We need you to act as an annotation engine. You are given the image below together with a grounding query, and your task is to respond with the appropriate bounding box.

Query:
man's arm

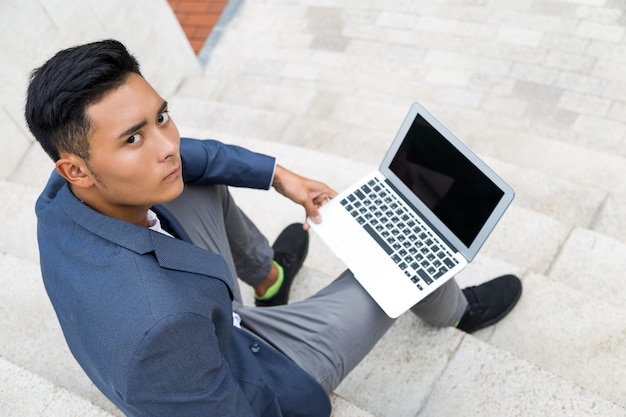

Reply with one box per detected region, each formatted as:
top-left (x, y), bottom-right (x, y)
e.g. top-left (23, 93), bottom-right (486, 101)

top-left (180, 138), bottom-right (275, 189)
top-left (271, 164), bottom-right (337, 229)
top-left (180, 138), bottom-right (338, 227)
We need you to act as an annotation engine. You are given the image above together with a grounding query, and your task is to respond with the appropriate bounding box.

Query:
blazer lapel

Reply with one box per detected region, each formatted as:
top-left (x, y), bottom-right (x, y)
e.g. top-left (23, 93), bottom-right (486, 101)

top-left (149, 231), bottom-right (235, 297)
top-left (56, 183), bottom-right (236, 297)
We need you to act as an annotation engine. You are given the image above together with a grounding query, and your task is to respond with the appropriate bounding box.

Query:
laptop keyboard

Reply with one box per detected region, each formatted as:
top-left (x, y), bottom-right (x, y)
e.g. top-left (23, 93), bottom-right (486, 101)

top-left (340, 177), bottom-right (460, 291)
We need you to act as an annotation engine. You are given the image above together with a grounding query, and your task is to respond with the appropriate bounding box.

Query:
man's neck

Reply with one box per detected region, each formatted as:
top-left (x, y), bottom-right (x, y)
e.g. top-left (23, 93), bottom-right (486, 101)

top-left (70, 184), bottom-right (150, 227)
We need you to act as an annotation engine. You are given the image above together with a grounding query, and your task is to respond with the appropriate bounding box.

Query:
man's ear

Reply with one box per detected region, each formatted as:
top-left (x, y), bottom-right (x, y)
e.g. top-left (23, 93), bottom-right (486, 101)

top-left (55, 155), bottom-right (95, 189)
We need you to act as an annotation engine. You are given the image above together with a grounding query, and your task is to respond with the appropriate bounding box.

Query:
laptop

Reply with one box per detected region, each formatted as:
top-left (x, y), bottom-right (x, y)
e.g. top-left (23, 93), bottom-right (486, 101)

top-left (308, 102), bottom-right (515, 318)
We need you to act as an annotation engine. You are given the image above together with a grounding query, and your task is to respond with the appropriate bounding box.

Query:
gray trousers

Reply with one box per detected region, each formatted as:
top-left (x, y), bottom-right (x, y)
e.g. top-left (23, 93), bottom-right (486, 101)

top-left (165, 184), bottom-right (468, 393)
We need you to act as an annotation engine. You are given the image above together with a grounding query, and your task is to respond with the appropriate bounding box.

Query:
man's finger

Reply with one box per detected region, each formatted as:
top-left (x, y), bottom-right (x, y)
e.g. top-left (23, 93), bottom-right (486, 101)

top-left (305, 200), bottom-right (322, 224)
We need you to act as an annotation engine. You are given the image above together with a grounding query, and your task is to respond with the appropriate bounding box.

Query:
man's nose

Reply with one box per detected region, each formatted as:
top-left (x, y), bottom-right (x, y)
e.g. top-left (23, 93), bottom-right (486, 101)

top-left (155, 130), bottom-right (178, 160)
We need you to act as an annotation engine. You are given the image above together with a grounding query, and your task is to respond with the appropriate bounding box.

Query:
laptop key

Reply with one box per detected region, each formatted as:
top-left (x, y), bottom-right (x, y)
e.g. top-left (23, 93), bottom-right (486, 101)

top-left (363, 223), bottom-right (393, 255)
top-left (443, 258), bottom-right (457, 269)
top-left (417, 269), bottom-right (433, 285)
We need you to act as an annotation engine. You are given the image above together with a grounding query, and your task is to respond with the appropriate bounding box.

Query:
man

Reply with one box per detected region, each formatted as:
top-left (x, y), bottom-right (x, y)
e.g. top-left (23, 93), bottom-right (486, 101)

top-left (26, 40), bottom-right (522, 417)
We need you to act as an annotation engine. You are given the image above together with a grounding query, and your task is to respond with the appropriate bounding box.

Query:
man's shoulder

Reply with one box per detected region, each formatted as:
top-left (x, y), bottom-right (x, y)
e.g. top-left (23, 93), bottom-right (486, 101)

top-left (35, 171), bottom-right (67, 217)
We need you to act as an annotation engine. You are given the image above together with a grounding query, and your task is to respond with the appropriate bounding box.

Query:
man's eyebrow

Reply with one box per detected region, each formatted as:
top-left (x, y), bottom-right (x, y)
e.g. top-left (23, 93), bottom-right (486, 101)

top-left (117, 101), bottom-right (168, 140)
top-left (158, 100), bottom-right (168, 115)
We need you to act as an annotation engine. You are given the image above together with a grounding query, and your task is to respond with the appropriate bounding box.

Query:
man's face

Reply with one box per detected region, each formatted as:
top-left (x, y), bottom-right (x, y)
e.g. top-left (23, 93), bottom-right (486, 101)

top-left (78, 73), bottom-right (183, 220)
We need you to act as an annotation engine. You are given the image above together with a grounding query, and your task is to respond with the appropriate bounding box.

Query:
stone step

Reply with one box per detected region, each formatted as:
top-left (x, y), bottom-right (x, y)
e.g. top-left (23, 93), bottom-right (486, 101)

top-left (4, 137), bottom-right (626, 415)
top-left (0, 252), bottom-right (120, 415)
top-left (177, 63), bottom-right (625, 218)
top-left (168, 97), bottom-right (626, 247)
top-left (473, 271), bottom-right (626, 410)
top-left (281, 239), bottom-right (626, 412)
top-left (0, 179), bottom-right (42, 264)
top-left (168, 95), bottom-right (409, 167)
top-left (330, 395), bottom-right (377, 417)
top-left (3, 247), bottom-right (623, 417)
top-left (413, 334), bottom-right (625, 417)
top-left (0, 356), bottom-right (115, 417)
top-left (172, 73), bottom-right (626, 198)
top-left (188, 0), bottom-right (626, 170)
top-left (238, 266), bottom-right (626, 417)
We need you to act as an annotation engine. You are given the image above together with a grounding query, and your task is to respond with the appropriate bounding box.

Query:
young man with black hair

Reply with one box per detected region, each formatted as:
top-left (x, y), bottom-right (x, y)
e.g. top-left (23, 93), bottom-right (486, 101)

top-left (26, 39), bottom-right (522, 417)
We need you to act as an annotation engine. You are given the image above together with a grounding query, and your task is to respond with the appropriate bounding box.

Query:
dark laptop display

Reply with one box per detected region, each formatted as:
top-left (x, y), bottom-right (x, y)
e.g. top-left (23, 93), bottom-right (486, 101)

top-left (388, 114), bottom-right (505, 248)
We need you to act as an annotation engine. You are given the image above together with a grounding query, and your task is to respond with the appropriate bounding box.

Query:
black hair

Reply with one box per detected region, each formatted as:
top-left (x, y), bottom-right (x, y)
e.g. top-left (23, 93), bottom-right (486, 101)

top-left (25, 39), bottom-right (142, 161)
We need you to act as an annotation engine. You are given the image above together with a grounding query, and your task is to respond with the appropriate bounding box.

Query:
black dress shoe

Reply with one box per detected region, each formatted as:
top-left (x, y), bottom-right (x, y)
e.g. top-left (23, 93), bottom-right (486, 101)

top-left (255, 223), bottom-right (309, 307)
top-left (457, 274), bottom-right (522, 333)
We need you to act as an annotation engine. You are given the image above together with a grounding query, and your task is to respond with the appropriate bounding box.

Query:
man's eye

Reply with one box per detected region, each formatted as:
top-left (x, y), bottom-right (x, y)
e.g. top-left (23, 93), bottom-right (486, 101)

top-left (126, 133), bottom-right (142, 144)
top-left (158, 110), bottom-right (170, 125)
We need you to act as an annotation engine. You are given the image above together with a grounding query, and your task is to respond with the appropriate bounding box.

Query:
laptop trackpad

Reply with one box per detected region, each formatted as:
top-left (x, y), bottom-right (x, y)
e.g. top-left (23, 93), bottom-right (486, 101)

top-left (333, 237), bottom-right (421, 318)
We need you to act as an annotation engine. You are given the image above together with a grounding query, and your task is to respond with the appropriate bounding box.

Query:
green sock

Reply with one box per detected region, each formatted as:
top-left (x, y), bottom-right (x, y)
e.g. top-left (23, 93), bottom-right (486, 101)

top-left (254, 261), bottom-right (284, 300)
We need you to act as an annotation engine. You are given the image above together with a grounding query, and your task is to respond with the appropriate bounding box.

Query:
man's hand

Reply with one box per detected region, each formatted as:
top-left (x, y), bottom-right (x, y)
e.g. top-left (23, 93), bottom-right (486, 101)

top-left (272, 165), bottom-right (337, 230)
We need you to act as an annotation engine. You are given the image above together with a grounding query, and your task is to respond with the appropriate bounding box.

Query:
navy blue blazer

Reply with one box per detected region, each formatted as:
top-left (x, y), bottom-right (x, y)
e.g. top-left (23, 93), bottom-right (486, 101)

top-left (36, 138), bottom-right (331, 417)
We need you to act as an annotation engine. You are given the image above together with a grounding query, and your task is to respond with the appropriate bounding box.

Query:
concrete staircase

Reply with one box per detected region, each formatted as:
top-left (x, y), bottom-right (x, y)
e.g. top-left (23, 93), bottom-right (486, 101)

top-left (2, 136), bottom-right (625, 416)
top-left (2, 0), bottom-right (626, 416)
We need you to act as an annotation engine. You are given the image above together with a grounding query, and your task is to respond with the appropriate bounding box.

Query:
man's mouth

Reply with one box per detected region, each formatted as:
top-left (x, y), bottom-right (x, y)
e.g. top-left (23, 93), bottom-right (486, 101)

top-left (164, 165), bottom-right (181, 181)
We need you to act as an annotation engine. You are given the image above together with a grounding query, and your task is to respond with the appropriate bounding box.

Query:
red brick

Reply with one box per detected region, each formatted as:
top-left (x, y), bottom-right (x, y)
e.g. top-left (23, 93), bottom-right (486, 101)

top-left (177, 1), bottom-right (211, 13)
top-left (167, 0), bottom-right (228, 56)
top-left (185, 12), bottom-right (220, 27)
top-left (194, 26), bottom-right (213, 39)
top-left (175, 12), bottom-right (190, 24)
top-left (190, 38), bottom-right (205, 53)
top-left (208, 3), bottom-right (226, 13)
top-left (168, 0), bottom-right (185, 13)
top-left (182, 24), bottom-right (196, 38)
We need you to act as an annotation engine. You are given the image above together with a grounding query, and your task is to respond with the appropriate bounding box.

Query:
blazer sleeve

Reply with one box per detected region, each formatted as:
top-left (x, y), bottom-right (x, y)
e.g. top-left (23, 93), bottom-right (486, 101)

top-left (180, 138), bottom-right (276, 190)
top-left (123, 312), bottom-right (264, 417)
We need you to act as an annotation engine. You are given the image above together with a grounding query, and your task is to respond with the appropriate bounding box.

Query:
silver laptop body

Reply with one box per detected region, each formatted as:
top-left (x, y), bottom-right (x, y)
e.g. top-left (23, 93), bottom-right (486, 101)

top-left (308, 102), bottom-right (515, 318)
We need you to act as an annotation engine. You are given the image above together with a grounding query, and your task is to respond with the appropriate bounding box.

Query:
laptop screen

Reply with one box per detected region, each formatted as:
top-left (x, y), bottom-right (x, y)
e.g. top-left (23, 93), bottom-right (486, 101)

top-left (388, 113), bottom-right (504, 247)
top-left (380, 103), bottom-right (514, 260)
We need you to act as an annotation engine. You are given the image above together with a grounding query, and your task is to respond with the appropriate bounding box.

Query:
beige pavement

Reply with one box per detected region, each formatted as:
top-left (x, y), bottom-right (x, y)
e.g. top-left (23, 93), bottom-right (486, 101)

top-left (1, 0), bottom-right (625, 416)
